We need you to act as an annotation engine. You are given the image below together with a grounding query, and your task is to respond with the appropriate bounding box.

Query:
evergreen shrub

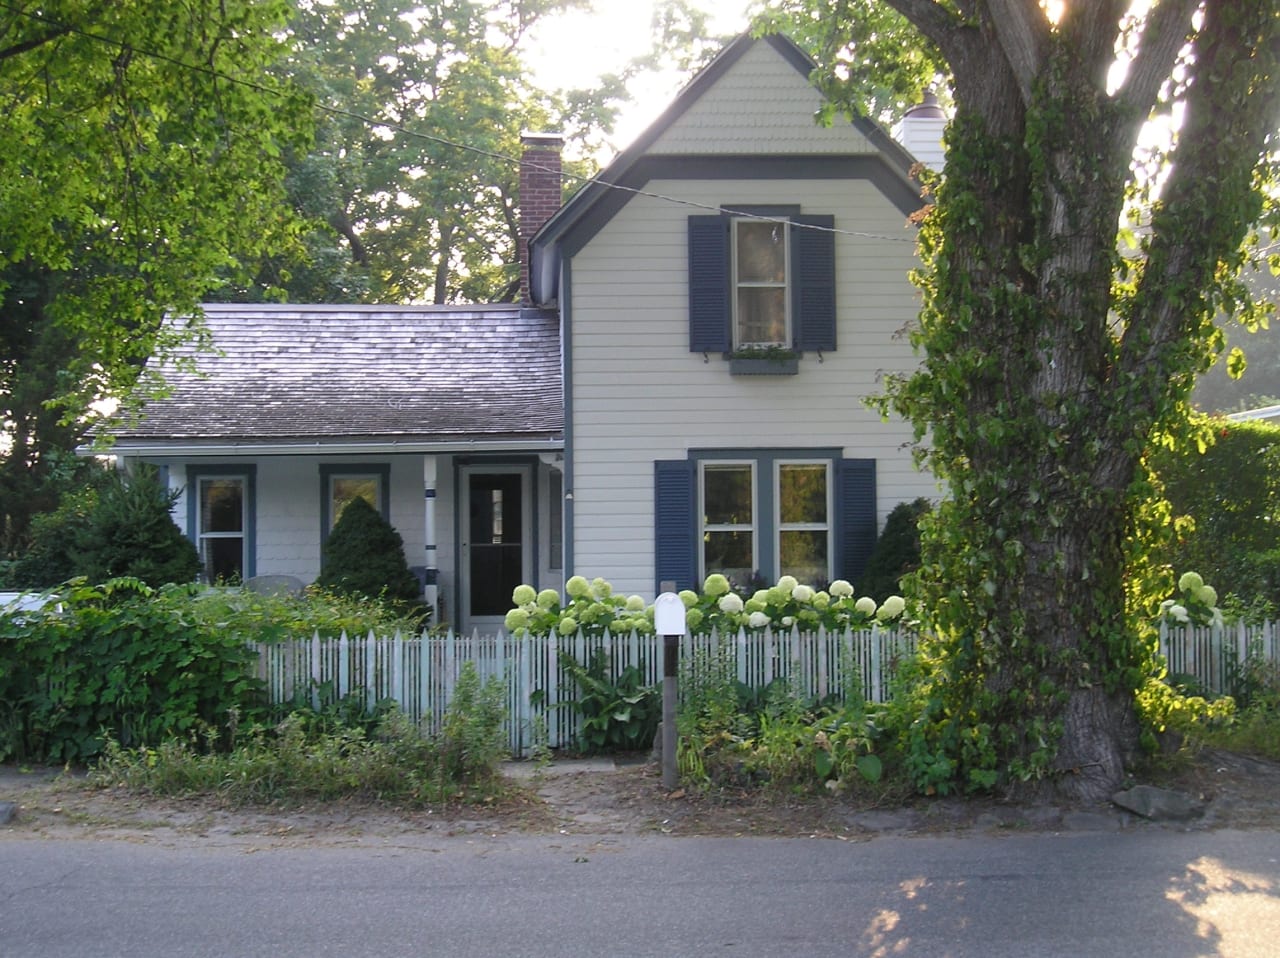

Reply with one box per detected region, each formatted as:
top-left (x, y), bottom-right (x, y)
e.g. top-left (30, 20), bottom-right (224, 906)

top-left (315, 496), bottom-right (424, 615)
top-left (856, 498), bottom-right (931, 602)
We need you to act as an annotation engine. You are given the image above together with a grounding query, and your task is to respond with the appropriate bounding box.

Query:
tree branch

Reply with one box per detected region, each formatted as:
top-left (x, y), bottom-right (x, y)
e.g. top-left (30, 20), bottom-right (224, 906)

top-left (1112, 0), bottom-right (1200, 121)
top-left (982, 0), bottom-right (1051, 105)
top-left (0, 24), bottom-right (72, 62)
top-left (1118, 0), bottom-right (1280, 382)
top-left (1059, 0), bottom-right (1128, 90)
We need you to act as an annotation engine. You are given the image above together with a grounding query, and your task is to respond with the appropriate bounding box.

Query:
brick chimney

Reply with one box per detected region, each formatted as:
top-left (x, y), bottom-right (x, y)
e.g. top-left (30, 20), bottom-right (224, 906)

top-left (519, 132), bottom-right (564, 305)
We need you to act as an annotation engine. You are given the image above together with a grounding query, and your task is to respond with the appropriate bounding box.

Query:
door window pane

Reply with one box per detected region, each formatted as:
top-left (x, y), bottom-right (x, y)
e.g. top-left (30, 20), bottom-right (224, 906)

top-left (469, 473), bottom-right (523, 616)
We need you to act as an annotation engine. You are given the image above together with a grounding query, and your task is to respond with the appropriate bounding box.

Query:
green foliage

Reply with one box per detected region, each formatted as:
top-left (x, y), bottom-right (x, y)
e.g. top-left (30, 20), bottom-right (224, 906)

top-left (1, 1), bottom-right (309, 544)
top-left (856, 498), bottom-right (930, 603)
top-left (180, 584), bottom-right (427, 645)
top-left (435, 661), bottom-right (509, 790)
top-left (1150, 418), bottom-right (1280, 616)
top-left (91, 693), bottom-right (510, 806)
top-left (553, 649), bottom-right (660, 754)
top-left (0, 579), bottom-right (267, 764)
top-left (0, 468), bottom-right (108, 589)
top-left (315, 496), bottom-right (425, 615)
top-left (71, 466), bottom-right (201, 587)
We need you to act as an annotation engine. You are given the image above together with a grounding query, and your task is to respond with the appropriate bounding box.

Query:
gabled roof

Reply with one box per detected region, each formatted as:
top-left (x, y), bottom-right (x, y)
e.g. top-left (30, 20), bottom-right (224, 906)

top-left (108, 304), bottom-right (563, 455)
top-left (528, 32), bottom-right (923, 305)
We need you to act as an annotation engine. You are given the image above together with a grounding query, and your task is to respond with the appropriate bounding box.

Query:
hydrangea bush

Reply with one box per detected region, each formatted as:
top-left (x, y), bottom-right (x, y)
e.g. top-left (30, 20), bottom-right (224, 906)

top-left (1159, 571), bottom-right (1224, 628)
top-left (503, 573), bottom-right (908, 636)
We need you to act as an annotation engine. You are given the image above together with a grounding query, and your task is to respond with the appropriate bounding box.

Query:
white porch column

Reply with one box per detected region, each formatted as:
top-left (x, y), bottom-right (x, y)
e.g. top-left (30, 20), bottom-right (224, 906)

top-left (423, 455), bottom-right (439, 619)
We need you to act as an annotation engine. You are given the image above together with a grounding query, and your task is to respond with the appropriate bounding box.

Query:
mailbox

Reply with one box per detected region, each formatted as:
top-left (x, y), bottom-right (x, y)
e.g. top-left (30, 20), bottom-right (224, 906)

top-left (653, 591), bottom-right (687, 636)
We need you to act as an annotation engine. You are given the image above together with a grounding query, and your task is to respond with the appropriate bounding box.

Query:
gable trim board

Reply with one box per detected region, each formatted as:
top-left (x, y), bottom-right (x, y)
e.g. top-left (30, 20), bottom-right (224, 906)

top-left (529, 32), bottom-right (923, 305)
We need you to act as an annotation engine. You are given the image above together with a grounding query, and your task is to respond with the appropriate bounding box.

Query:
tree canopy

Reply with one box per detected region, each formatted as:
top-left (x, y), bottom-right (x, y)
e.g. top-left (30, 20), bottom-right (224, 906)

top-left (765, 0), bottom-right (1280, 800)
top-left (0, 0), bottom-right (308, 552)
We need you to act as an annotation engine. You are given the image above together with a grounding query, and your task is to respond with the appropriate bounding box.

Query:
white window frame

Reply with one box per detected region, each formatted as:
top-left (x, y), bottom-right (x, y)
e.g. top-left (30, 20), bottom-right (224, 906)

top-left (195, 474), bottom-right (248, 584)
top-left (731, 216), bottom-right (791, 350)
top-left (774, 459), bottom-right (832, 583)
top-left (698, 459), bottom-right (758, 582)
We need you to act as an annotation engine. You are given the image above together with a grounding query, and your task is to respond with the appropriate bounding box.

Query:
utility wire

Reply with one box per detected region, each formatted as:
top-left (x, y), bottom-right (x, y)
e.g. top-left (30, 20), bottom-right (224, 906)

top-left (0, 0), bottom-right (921, 245)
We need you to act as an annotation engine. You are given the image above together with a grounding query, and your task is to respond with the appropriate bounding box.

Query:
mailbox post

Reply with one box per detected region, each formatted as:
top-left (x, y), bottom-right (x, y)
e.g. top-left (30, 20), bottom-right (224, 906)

top-left (653, 590), bottom-right (687, 790)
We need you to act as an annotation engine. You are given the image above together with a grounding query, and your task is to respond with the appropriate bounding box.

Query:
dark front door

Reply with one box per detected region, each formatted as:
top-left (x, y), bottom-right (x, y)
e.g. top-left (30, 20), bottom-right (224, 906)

top-left (465, 470), bottom-right (527, 624)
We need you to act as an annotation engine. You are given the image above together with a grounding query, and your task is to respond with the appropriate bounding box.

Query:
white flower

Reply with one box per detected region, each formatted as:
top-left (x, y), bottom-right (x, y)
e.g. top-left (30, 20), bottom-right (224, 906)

top-left (625, 594), bottom-right (646, 612)
top-left (504, 608), bottom-right (530, 631)
top-left (781, 616), bottom-right (795, 627)
top-left (536, 589), bottom-right (560, 609)
top-left (747, 611), bottom-right (770, 628)
top-left (777, 575), bottom-right (799, 593)
top-left (1178, 571), bottom-right (1204, 593)
top-left (565, 576), bottom-right (591, 598)
top-left (704, 574), bottom-right (731, 597)
top-left (1197, 585), bottom-right (1218, 608)
top-left (558, 615), bottom-right (579, 634)
top-left (829, 579), bottom-right (854, 598)
top-left (511, 584), bottom-right (536, 605)
top-left (718, 593), bottom-right (744, 614)
top-left (792, 584), bottom-right (815, 603)
top-left (1169, 604), bottom-right (1189, 624)
top-left (877, 595), bottom-right (906, 620)
top-left (855, 596), bottom-right (877, 615)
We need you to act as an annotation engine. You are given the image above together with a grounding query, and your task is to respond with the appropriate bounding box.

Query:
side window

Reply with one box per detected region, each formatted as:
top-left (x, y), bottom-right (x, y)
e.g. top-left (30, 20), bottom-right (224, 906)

top-left (329, 475), bottom-right (381, 530)
top-left (192, 473), bottom-right (251, 583)
top-left (319, 464), bottom-right (390, 542)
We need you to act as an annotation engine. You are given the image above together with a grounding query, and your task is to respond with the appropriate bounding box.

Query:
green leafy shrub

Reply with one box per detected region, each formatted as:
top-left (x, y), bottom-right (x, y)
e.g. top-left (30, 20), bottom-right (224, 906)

top-left (1151, 417), bottom-right (1280, 615)
top-left (856, 498), bottom-right (931, 602)
top-left (0, 578), bottom-right (266, 763)
top-left (315, 497), bottom-right (424, 616)
top-left (553, 649), bottom-right (659, 753)
top-left (0, 483), bottom-right (103, 589)
top-left (91, 692), bottom-right (511, 807)
top-left (74, 465), bottom-right (201, 587)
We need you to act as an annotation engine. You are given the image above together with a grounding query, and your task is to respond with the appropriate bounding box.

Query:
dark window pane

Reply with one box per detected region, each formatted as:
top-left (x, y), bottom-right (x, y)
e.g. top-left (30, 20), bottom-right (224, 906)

top-left (704, 465), bottom-right (752, 525)
top-left (201, 479), bottom-right (243, 533)
top-left (736, 220), bottom-right (786, 282)
top-left (780, 530), bottom-right (827, 584)
top-left (736, 287), bottom-right (787, 345)
top-left (332, 477), bottom-right (379, 528)
top-left (202, 537), bottom-right (243, 584)
top-left (780, 464), bottom-right (827, 523)
top-left (704, 530), bottom-right (753, 583)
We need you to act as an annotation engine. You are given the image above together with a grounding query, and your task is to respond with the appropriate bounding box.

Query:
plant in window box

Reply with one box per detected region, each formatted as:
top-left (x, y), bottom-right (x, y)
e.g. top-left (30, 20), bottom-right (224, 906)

top-left (727, 344), bottom-right (800, 375)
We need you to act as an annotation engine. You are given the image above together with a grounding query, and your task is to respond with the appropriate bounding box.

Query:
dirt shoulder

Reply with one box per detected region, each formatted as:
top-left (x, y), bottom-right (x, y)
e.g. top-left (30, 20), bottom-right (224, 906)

top-left (2, 747), bottom-right (1278, 847)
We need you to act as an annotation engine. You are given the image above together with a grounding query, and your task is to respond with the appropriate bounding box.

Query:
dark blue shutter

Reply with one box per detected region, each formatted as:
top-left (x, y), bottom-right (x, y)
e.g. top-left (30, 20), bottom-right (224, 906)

top-left (654, 459), bottom-right (697, 593)
top-left (688, 215), bottom-right (731, 352)
top-left (792, 214), bottom-right (836, 352)
top-left (835, 458), bottom-right (876, 584)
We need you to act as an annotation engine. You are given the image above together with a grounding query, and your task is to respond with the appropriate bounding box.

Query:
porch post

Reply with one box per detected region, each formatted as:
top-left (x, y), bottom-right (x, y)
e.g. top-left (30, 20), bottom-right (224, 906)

top-left (423, 455), bottom-right (439, 619)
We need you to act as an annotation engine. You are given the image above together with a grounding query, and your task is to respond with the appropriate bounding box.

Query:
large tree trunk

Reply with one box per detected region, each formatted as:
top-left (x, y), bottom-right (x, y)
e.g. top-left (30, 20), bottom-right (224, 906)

top-left (881, 1), bottom-right (1280, 802)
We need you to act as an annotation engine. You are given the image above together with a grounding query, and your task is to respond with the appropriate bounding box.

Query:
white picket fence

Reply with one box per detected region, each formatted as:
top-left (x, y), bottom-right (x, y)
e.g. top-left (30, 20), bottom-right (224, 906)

top-left (252, 626), bottom-right (917, 755)
top-left (1158, 619), bottom-right (1280, 695)
top-left (251, 621), bottom-right (1280, 755)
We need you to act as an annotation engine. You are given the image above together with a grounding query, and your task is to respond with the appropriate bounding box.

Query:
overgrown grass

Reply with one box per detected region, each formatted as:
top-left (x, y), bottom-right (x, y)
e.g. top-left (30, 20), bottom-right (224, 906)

top-left (89, 663), bottom-right (510, 806)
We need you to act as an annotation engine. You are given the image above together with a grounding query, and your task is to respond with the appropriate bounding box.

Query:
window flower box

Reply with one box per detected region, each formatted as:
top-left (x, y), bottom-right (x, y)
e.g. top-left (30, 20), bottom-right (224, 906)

top-left (728, 351), bottom-right (799, 375)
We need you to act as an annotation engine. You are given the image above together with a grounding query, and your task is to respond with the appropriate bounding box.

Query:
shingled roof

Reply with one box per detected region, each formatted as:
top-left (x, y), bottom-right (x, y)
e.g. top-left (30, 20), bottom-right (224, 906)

top-left (108, 304), bottom-right (563, 454)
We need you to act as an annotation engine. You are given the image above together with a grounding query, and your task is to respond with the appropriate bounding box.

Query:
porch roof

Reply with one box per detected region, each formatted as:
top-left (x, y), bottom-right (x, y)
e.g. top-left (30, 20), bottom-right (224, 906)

top-left (106, 304), bottom-right (563, 453)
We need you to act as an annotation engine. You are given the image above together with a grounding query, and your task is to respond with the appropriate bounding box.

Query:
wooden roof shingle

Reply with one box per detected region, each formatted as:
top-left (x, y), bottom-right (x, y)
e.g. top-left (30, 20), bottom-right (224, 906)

top-left (109, 304), bottom-right (563, 452)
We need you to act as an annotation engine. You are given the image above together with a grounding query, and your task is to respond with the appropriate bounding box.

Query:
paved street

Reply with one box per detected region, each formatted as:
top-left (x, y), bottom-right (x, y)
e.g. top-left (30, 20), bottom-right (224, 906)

top-left (2, 829), bottom-right (1278, 957)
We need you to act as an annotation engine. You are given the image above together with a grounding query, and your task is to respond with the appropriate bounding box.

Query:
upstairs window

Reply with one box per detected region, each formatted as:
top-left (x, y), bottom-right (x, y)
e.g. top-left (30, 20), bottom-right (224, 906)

top-left (733, 218), bottom-right (789, 348)
top-left (688, 210), bottom-right (836, 355)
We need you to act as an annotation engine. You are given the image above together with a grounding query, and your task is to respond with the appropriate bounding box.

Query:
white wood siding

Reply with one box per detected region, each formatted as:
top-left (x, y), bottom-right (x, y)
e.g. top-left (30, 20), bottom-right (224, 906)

top-left (567, 177), bottom-right (937, 598)
top-left (648, 41), bottom-right (875, 156)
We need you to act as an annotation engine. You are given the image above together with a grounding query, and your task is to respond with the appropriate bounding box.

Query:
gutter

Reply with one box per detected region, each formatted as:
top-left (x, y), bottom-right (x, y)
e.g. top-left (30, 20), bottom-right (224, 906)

top-left (86, 437), bottom-right (565, 458)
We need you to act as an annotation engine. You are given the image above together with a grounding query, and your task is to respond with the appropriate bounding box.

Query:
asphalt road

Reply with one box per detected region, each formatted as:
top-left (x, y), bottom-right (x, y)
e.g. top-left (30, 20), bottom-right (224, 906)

top-left (2, 829), bottom-right (1278, 957)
